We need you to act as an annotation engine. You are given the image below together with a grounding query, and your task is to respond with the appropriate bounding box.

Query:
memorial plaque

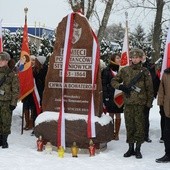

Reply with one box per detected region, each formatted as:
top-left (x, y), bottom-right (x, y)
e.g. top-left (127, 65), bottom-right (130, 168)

top-left (42, 13), bottom-right (103, 116)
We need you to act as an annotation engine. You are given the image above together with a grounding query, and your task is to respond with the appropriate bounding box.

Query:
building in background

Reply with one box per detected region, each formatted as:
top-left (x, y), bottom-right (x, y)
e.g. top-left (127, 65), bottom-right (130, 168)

top-left (2, 26), bottom-right (55, 39)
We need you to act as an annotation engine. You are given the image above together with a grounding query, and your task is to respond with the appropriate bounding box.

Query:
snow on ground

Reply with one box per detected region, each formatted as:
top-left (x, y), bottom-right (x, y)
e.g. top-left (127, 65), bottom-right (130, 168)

top-left (0, 99), bottom-right (169, 170)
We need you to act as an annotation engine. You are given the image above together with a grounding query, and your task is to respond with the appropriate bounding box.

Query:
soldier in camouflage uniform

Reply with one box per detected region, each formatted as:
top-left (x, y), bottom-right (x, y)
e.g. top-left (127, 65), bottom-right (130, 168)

top-left (111, 48), bottom-right (154, 159)
top-left (0, 52), bottom-right (19, 148)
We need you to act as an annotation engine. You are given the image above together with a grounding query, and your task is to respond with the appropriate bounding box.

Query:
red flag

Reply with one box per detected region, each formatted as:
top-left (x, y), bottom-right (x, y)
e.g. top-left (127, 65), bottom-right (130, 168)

top-left (160, 26), bottom-right (170, 79)
top-left (120, 27), bottom-right (129, 68)
top-left (0, 20), bottom-right (3, 52)
top-left (18, 14), bottom-right (34, 100)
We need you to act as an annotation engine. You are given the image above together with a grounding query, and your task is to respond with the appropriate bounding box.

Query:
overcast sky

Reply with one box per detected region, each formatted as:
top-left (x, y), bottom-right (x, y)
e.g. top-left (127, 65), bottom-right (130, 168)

top-left (0, 0), bottom-right (71, 29)
top-left (0, 0), bottom-right (166, 33)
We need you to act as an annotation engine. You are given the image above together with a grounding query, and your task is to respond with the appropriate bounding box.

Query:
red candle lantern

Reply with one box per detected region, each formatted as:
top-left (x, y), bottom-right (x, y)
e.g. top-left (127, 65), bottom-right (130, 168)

top-left (37, 135), bottom-right (43, 151)
top-left (88, 139), bottom-right (95, 156)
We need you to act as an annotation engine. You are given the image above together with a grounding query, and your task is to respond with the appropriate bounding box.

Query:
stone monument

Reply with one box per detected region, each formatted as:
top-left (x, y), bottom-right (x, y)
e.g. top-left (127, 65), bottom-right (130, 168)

top-left (42, 14), bottom-right (102, 116)
top-left (34, 12), bottom-right (114, 149)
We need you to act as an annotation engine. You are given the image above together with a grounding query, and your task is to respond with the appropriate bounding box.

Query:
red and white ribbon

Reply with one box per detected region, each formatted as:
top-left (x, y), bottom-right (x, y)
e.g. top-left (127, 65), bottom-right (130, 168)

top-left (77, 12), bottom-right (100, 138)
top-left (87, 30), bottom-right (100, 138)
top-left (57, 12), bottom-right (99, 145)
top-left (57, 13), bottom-right (74, 149)
top-left (32, 79), bottom-right (42, 115)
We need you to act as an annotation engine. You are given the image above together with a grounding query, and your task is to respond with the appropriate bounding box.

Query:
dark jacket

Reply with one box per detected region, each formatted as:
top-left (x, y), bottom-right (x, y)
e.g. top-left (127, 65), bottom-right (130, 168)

top-left (142, 59), bottom-right (160, 98)
top-left (101, 62), bottom-right (123, 113)
top-left (33, 64), bottom-right (48, 105)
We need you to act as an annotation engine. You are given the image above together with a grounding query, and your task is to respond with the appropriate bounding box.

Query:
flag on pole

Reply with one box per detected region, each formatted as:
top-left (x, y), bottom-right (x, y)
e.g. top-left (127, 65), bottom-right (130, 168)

top-left (113, 14), bottom-right (129, 108)
top-left (114, 13), bottom-right (129, 107)
top-left (0, 19), bottom-right (3, 52)
top-left (18, 8), bottom-right (41, 115)
top-left (120, 26), bottom-right (130, 69)
top-left (18, 8), bottom-right (34, 100)
top-left (160, 26), bottom-right (170, 79)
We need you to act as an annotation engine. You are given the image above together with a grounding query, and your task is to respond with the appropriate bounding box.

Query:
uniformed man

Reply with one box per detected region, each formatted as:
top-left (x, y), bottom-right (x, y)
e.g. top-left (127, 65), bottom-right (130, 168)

top-left (111, 48), bottom-right (154, 159)
top-left (0, 52), bottom-right (19, 148)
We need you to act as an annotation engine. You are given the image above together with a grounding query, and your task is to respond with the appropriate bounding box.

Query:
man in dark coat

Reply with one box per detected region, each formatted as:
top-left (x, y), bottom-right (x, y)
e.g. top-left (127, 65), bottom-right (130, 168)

top-left (156, 67), bottom-right (170, 163)
top-left (142, 54), bottom-right (160, 142)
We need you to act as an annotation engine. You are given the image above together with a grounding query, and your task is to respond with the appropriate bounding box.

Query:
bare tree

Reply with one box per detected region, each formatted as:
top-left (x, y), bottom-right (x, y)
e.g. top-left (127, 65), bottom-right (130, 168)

top-left (69, 0), bottom-right (115, 44)
top-left (152, 0), bottom-right (165, 61)
top-left (125, 0), bottom-right (170, 62)
top-left (97, 0), bottom-right (115, 43)
top-left (86, 0), bottom-right (97, 19)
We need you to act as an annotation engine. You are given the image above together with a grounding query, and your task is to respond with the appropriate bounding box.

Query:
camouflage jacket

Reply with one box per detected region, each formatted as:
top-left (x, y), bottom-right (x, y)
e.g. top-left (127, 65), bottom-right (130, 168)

top-left (0, 66), bottom-right (19, 106)
top-left (111, 63), bottom-right (154, 107)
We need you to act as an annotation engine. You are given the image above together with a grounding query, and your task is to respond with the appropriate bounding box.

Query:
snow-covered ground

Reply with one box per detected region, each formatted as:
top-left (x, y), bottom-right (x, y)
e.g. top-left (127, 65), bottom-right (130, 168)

top-left (0, 99), bottom-right (169, 170)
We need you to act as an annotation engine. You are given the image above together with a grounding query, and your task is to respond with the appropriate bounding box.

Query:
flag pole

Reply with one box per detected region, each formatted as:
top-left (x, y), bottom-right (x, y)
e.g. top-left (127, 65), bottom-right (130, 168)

top-left (34, 21), bottom-right (37, 43)
top-left (38, 22), bottom-right (40, 37)
top-left (0, 19), bottom-right (3, 52)
top-left (125, 11), bottom-right (128, 31)
top-left (24, 7), bottom-right (28, 25)
top-left (21, 7), bottom-right (28, 135)
top-left (125, 11), bottom-right (129, 51)
top-left (125, 11), bottom-right (129, 65)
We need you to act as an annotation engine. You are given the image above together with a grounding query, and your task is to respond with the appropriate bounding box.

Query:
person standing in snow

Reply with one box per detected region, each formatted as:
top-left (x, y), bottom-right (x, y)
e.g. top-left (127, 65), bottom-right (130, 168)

top-left (22, 55), bottom-right (36, 131)
top-left (0, 52), bottom-right (19, 148)
top-left (156, 67), bottom-right (170, 163)
top-left (141, 53), bottom-right (160, 143)
top-left (101, 53), bottom-right (123, 140)
top-left (155, 67), bottom-right (165, 143)
top-left (111, 48), bottom-right (154, 159)
top-left (31, 55), bottom-right (48, 135)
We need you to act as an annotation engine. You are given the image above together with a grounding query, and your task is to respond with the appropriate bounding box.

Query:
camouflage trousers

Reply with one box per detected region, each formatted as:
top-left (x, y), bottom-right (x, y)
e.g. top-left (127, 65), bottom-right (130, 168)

top-left (0, 101), bottom-right (12, 135)
top-left (124, 105), bottom-right (145, 144)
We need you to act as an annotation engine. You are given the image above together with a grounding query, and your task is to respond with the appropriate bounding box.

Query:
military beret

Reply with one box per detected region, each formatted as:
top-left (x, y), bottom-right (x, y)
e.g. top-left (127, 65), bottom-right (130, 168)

top-left (129, 48), bottom-right (144, 58)
top-left (0, 51), bottom-right (11, 61)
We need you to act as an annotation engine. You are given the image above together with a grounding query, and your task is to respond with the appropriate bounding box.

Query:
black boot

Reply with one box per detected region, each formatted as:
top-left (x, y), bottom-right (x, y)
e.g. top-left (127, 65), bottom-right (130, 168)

top-left (0, 135), bottom-right (2, 146)
top-left (156, 155), bottom-right (170, 163)
top-left (124, 143), bottom-right (135, 157)
top-left (2, 134), bottom-right (9, 149)
top-left (135, 143), bottom-right (142, 159)
top-left (144, 137), bottom-right (152, 143)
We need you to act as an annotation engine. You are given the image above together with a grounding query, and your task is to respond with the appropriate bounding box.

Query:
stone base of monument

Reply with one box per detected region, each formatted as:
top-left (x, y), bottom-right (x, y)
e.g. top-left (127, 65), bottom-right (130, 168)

top-left (34, 112), bottom-right (114, 150)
